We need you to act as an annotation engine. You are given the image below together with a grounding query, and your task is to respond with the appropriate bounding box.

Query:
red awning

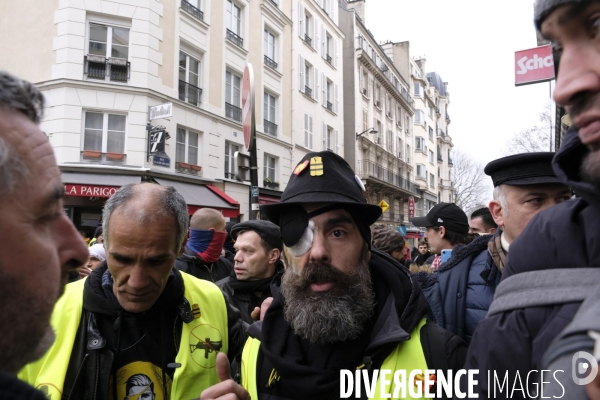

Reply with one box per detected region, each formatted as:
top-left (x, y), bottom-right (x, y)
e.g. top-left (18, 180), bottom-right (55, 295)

top-left (405, 232), bottom-right (423, 239)
top-left (259, 194), bottom-right (281, 205)
top-left (206, 185), bottom-right (239, 205)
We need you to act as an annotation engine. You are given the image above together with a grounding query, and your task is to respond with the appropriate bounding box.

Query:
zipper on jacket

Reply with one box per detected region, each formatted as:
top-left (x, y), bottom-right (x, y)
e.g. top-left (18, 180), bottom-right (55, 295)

top-left (66, 353), bottom-right (89, 400)
top-left (93, 352), bottom-right (100, 400)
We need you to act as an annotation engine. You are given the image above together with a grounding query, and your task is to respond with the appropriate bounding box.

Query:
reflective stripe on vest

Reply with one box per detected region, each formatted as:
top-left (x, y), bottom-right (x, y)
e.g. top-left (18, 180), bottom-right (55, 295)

top-left (19, 271), bottom-right (229, 400)
top-left (241, 318), bottom-right (429, 399)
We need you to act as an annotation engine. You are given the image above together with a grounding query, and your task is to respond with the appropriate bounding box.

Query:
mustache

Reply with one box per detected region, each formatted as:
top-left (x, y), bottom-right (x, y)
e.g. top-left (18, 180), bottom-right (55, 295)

top-left (292, 261), bottom-right (363, 290)
top-left (569, 92), bottom-right (600, 122)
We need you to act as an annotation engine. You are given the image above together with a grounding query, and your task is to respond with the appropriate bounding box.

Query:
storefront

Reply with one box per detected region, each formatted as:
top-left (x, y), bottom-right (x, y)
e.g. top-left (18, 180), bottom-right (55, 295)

top-left (62, 171), bottom-right (240, 237)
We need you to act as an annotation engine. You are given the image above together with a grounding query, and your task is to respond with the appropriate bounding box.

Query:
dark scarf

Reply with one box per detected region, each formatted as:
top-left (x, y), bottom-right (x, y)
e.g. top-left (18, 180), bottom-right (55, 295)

top-left (487, 228), bottom-right (507, 273)
top-left (187, 228), bottom-right (228, 263)
top-left (258, 250), bottom-right (429, 399)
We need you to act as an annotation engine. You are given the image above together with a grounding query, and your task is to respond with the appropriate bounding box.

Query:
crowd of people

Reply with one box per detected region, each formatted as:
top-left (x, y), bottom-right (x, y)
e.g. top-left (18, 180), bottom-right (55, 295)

top-left (2, 0), bottom-right (600, 398)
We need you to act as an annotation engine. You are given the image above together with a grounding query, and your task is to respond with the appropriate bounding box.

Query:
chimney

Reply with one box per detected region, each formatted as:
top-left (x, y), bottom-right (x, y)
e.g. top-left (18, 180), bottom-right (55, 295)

top-left (347, 0), bottom-right (366, 24)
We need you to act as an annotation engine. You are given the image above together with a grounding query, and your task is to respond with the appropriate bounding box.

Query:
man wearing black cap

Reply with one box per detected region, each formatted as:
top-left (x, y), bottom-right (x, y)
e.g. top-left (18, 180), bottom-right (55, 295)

top-left (460, 1), bottom-right (600, 397)
top-left (413, 154), bottom-right (571, 345)
top-left (216, 220), bottom-right (284, 325)
top-left (200, 151), bottom-right (466, 400)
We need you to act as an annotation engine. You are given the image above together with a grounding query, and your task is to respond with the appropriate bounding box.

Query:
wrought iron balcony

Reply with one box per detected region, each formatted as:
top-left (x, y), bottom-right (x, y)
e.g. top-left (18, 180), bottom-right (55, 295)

top-left (326, 101), bottom-right (333, 111)
top-left (226, 29), bottom-right (243, 48)
top-left (178, 80), bottom-right (202, 106)
top-left (225, 102), bottom-right (242, 122)
top-left (181, 0), bottom-right (204, 21)
top-left (357, 160), bottom-right (420, 195)
top-left (264, 119), bottom-right (277, 136)
top-left (264, 55), bottom-right (278, 70)
top-left (85, 55), bottom-right (130, 82)
top-left (304, 86), bottom-right (312, 98)
top-left (437, 153), bottom-right (443, 163)
top-left (448, 157), bottom-right (454, 166)
top-left (446, 112), bottom-right (450, 121)
top-left (268, 0), bottom-right (278, 7)
top-left (303, 34), bottom-right (312, 46)
top-left (325, 54), bottom-right (332, 65)
top-left (436, 107), bottom-right (441, 116)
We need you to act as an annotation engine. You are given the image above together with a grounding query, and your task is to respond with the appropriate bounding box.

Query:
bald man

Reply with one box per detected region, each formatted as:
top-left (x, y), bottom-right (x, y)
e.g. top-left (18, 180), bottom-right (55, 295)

top-left (175, 208), bottom-right (234, 282)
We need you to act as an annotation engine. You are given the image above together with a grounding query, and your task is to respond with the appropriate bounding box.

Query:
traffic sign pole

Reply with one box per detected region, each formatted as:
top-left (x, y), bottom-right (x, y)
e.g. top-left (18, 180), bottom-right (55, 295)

top-left (242, 64), bottom-right (259, 220)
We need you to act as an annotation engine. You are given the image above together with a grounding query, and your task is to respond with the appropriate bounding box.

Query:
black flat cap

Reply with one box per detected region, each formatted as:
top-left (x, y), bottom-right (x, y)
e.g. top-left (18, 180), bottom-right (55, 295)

top-left (230, 220), bottom-right (283, 251)
top-left (534, 0), bottom-right (590, 30)
top-left (411, 203), bottom-right (469, 234)
top-left (260, 151), bottom-right (382, 226)
top-left (484, 152), bottom-right (561, 187)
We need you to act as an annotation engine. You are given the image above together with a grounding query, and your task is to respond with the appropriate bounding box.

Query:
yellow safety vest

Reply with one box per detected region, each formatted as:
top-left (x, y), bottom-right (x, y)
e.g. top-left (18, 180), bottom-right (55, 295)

top-left (242, 319), bottom-right (430, 400)
top-left (19, 271), bottom-right (229, 400)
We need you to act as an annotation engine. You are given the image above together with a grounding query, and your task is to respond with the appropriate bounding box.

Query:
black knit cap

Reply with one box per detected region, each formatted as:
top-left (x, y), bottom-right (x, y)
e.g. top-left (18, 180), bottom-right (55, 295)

top-left (534, 0), bottom-right (592, 30)
top-left (260, 151), bottom-right (382, 247)
top-left (230, 220), bottom-right (283, 252)
top-left (484, 152), bottom-right (561, 187)
top-left (411, 203), bottom-right (469, 235)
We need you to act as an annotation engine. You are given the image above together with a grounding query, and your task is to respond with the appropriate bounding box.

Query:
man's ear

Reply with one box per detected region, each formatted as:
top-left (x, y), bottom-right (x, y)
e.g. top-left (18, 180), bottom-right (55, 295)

top-left (489, 227), bottom-right (497, 234)
top-left (439, 226), bottom-right (446, 239)
top-left (178, 229), bottom-right (190, 256)
top-left (269, 248), bottom-right (281, 265)
top-left (489, 200), bottom-right (504, 227)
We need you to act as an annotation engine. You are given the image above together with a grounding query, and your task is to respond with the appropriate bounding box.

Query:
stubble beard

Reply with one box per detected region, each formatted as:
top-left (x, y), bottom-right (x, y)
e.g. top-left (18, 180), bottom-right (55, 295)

top-left (281, 248), bottom-right (375, 345)
top-left (581, 148), bottom-right (600, 191)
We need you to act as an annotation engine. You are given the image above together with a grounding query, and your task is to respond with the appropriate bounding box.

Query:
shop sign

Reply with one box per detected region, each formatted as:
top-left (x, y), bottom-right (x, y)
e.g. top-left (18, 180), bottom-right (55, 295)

top-left (65, 184), bottom-right (119, 198)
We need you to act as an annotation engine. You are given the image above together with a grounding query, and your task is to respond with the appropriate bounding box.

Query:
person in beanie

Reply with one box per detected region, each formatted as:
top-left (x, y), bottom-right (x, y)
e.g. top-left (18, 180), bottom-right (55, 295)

top-left (201, 151), bottom-right (466, 400)
top-left (371, 224), bottom-right (409, 268)
top-left (78, 243), bottom-right (107, 279)
top-left (174, 208), bottom-right (233, 282)
top-left (461, 1), bottom-right (600, 396)
top-left (217, 220), bottom-right (284, 324)
top-left (88, 225), bottom-right (103, 247)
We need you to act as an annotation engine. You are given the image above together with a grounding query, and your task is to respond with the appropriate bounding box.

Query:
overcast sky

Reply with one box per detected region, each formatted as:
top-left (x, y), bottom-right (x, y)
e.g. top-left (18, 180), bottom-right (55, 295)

top-left (367, 0), bottom-right (553, 169)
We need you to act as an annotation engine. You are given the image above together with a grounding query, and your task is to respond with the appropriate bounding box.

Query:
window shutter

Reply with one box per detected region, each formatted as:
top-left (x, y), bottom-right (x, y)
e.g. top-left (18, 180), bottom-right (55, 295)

top-left (299, 55), bottom-right (305, 92)
top-left (298, 2), bottom-right (304, 38)
top-left (322, 122), bottom-right (326, 150)
top-left (334, 83), bottom-right (338, 114)
top-left (333, 38), bottom-right (338, 68)
top-left (309, 115), bottom-right (313, 149)
top-left (335, 129), bottom-right (339, 153)
top-left (321, 26), bottom-right (326, 58)
top-left (333, 0), bottom-right (338, 24)
top-left (314, 67), bottom-right (319, 101)
top-left (321, 73), bottom-right (326, 107)
top-left (313, 17), bottom-right (319, 50)
top-left (368, 77), bottom-right (373, 99)
top-left (304, 113), bottom-right (308, 147)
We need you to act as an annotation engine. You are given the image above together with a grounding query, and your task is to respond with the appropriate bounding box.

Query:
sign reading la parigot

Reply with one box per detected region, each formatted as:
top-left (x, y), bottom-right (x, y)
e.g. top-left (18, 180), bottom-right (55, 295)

top-left (65, 184), bottom-right (120, 198)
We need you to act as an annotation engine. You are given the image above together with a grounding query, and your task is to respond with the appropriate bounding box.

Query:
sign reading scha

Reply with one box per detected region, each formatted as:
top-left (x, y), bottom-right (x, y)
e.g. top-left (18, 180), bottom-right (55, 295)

top-left (149, 102), bottom-right (173, 120)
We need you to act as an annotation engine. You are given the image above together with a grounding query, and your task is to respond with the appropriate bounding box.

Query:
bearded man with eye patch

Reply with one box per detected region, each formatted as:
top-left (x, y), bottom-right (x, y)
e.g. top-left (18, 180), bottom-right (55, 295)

top-left (200, 151), bottom-right (467, 400)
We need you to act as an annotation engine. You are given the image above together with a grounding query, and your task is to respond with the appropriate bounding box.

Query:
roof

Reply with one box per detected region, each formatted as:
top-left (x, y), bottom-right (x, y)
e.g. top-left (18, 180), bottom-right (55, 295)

top-left (426, 72), bottom-right (447, 96)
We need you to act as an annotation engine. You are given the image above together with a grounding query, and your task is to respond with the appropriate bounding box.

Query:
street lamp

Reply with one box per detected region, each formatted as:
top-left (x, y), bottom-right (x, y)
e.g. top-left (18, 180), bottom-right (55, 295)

top-left (356, 127), bottom-right (377, 139)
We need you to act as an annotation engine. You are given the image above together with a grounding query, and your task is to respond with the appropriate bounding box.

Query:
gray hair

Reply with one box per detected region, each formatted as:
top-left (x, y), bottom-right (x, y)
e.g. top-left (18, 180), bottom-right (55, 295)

top-left (102, 183), bottom-right (189, 249)
top-left (0, 71), bottom-right (45, 195)
top-left (493, 185), bottom-right (509, 217)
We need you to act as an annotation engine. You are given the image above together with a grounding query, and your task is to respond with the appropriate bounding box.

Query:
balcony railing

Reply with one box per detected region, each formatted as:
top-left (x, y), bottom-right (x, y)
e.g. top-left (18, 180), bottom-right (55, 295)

top-left (85, 55), bottom-right (130, 82)
top-left (437, 154), bottom-right (443, 163)
top-left (326, 101), bottom-right (333, 111)
top-left (226, 29), bottom-right (243, 48)
top-left (446, 112), bottom-right (450, 121)
top-left (326, 54), bottom-right (332, 64)
top-left (303, 34), bottom-right (312, 46)
top-left (357, 160), bottom-right (420, 195)
top-left (448, 157), bottom-right (454, 166)
top-left (178, 80), bottom-right (202, 106)
top-left (181, 0), bottom-right (204, 21)
top-left (268, 0), bottom-right (278, 7)
top-left (304, 86), bottom-right (312, 98)
top-left (264, 119), bottom-right (277, 136)
top-left (436, 107), bottom-right (441, 115)
top-left (264, 55), bottom-right (278, 70)
top-left (225, 102), bottom-right (242, 122)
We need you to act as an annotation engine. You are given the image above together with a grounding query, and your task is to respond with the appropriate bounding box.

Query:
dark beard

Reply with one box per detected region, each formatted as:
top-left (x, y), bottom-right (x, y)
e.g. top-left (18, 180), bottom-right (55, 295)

top-left (581, 149), bottom-right (600, 191)
top-left (280, 249), bottom-right (375, 345)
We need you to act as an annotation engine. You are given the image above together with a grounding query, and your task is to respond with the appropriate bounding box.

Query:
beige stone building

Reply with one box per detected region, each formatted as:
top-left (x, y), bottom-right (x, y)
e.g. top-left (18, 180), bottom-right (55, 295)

top-left (0, 0), bottom-right (295, 231)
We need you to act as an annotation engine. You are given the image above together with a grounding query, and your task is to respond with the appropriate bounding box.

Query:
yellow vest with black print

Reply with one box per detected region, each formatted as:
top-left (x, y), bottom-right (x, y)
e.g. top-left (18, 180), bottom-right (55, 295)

top-left (19, 271), bottom-right (229, 400)
top-left (242, 319), bottom-right (430, 400)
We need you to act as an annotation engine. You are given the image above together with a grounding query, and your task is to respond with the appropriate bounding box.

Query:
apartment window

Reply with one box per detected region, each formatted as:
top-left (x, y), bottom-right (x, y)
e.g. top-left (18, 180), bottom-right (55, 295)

top-left (406, 144), bottom-right (411, 162)
top-left (85, 23), bottom-right (130, 82)
top-left (263, 92), bottom-right (277, 136)
top-left (416, 164), bottom-right (426, 180)
top-left (179, 52), bottom-right (201, 106)
top-left (225, 70), bottom-right (242, 122)
top-left (325, 33), bottom-right (333, 65)
top-left (326, 80), bottom-right (333, 111)
top-left (181, 0), bottom-right (204, 21)
top-left (298, 3), bottom-right (313, 47)
top-left (415, 136), bottom-right (425, 152)
top-left (325, 126), bottom-right (333, 151)
top-left (299, 55), bottom-right (316, 99)
top-left (406, 116), bottom-right (410, 133)
top-left (264, 154), bottom-right (276, 182)
top-left (429, 126), bottom-right (434, 141)
top-left (176, 127), bottom-right (199, 166)
top-left (304, 113), bottom-right (313, 149)
top-left (429, 149), bottom-right (434, 164)
top-left (397, 137), bottom-right (403, 159)
top-left (376, 119), bottom-right (382, 144)
top-left (362, 109), bottom-right (368, 133)
top-left (264, 29), bottom-right (277, 69)
top-left (226, 0), bottom-right (243, 47)
top-left (430, 173), bottom-right (435, 187)
top-left (374, 84), bottom-right (381, 108)
top-left (414, 82), bottom-right (423, 98)
top-left (414, 110), bottom-right (424, 125)
top-left (83, 112), bottom-right (126, 154)
top-left (224, 141), bottom-right (239, 179)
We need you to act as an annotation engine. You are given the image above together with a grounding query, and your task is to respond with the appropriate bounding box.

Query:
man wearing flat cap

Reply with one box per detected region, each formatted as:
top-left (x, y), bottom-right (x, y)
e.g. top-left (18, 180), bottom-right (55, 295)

top-left (413, 153), bottom-right (571, 346)
top-left (200, 151), bottom-right (467, 400)
top-left (216, 220), bottom-right (284, 325)
top-left (460, 0), bottom-right (600, 397)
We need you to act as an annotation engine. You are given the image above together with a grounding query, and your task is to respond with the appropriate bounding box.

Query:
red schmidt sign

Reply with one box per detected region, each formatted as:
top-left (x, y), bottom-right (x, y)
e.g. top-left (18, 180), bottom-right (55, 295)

top-left (65, 184), bottom-right (119, 198)
top-left (515, 45), bottom-right (555, 86)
